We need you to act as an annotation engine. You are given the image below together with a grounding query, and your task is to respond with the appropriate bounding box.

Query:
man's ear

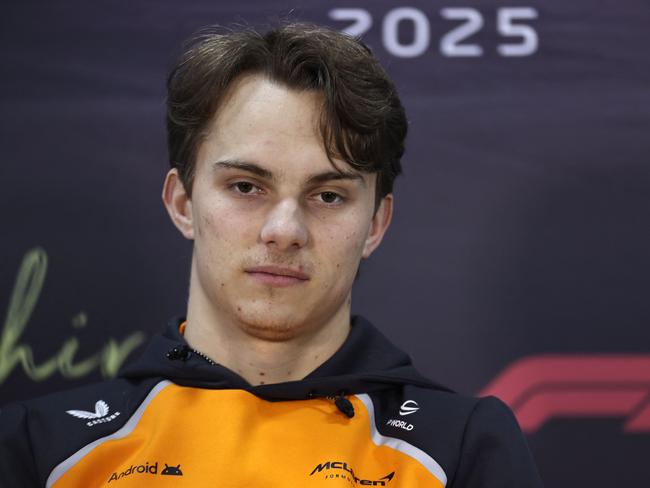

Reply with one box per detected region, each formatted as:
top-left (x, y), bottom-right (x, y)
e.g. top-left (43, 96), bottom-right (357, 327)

top-left (362, 194), bottom-right (393, 259)
top-left (162, 168), bottom-right (194, 240)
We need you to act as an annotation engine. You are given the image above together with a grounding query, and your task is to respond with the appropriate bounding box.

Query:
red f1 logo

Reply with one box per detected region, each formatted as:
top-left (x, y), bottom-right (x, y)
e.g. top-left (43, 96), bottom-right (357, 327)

top-left (479, 355), bottom-right (650, 433)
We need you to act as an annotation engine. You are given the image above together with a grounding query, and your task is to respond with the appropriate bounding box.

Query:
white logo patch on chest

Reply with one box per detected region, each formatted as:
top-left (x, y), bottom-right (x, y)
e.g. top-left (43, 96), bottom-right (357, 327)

top-left (385, 400), bottom-right (420, 431)
top-left (399, 400), bottom-right (420, 416)
top-left (66, 400), bottom-right (121, 426)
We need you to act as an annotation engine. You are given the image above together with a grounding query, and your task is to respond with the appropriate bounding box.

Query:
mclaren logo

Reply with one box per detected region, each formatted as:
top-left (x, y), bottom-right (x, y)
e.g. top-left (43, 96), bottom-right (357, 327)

top-left (399, 400), bottom-right (419, 416)
top-left (310, 461), bottom-right (395, 485)
top-left (66, 400), bottom-right (121, 426)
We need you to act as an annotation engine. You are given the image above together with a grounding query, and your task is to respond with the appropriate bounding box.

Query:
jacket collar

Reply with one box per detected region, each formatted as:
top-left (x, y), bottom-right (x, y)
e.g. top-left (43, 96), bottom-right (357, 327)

top-left (120, 315), bottom-right (451, 400)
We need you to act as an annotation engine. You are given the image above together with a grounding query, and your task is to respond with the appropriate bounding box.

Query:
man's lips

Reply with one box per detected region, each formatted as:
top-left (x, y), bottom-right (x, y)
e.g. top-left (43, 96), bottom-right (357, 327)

top-left (245, 265), bottom-right (310, 286)
top-left (246, 265), bottom-right (309, 279)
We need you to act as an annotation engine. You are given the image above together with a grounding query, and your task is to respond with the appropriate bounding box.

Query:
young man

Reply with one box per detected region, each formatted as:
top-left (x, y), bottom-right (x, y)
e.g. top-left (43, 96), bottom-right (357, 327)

top-left (0, 24), bottom-right (543, 487)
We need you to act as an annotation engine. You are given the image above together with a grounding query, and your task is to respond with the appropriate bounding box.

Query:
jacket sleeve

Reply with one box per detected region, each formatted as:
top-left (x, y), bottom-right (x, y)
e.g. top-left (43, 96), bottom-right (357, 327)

top-left (450, 395), bottom-right (544, 488)
top-left (0, 402), bottom-right (41, 487)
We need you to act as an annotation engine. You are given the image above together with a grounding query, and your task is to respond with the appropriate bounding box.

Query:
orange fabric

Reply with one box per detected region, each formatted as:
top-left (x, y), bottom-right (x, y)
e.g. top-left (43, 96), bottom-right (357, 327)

top-left (53, 385), bottom-right (444, 487)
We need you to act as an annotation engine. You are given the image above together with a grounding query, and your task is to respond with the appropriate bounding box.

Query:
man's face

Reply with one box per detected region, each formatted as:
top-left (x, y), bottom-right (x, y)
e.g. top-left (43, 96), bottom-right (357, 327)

top-left (164, 74), bottom-right (392, 341)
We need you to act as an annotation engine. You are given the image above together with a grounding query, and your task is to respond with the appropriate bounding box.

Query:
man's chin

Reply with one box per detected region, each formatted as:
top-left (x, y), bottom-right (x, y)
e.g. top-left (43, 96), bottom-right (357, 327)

top-left (230, 304), bottom-right (312, 342)
top-left (238, 321), bottom-right (305, 342)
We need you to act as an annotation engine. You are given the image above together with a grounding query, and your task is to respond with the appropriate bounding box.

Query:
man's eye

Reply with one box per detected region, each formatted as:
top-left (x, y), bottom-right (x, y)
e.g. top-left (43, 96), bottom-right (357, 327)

top-left (232, 182), bottom-right (258, 194)
top-left (319, 192), bottom-right (343, 204)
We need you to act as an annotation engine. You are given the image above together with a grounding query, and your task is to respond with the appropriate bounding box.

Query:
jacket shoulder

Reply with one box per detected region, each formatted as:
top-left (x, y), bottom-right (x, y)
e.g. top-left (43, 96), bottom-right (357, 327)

top-left (366, 386), bottom-right (543, 487)
top-left (0, 377), bottom-right (162, 487)
top-left (447, 394), bottom-right (543, 487)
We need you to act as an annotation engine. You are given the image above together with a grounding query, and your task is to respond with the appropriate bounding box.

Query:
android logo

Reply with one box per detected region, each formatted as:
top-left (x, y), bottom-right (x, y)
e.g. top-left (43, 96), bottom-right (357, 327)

top-left (161, 464), bottom-right (183, 476)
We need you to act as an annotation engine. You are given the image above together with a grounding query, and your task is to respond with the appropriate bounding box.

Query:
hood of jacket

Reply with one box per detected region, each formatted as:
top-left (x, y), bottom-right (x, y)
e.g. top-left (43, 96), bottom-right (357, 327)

top-left (120, 315), bottom-right (452, 401)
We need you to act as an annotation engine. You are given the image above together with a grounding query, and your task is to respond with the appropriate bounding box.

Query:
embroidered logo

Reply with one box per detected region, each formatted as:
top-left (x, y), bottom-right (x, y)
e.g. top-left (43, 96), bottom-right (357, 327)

top-left (108, 461), bottom-right (158, 483)
top-left (309, 461), bottom-right (394, 485)
top-left (66, 400), bottom-right (121, 426)
top-left (399, 400), bottom-right (419, 416)
top-left (107, 461), bottom-right (184, 483)
top-left (161, 464), bottom-right (183, 476)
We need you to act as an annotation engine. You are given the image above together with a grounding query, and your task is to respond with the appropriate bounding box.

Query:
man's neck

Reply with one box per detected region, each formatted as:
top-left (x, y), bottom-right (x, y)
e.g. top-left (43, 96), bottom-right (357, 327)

top-left (183, 276), bottom-right (351, 386)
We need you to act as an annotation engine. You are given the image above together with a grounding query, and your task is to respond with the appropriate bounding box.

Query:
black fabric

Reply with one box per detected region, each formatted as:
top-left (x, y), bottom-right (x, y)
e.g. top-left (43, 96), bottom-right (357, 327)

top-left (0, 403), bottom-right (40, 487)
top-left (448, 396), bottom-right (543, 488)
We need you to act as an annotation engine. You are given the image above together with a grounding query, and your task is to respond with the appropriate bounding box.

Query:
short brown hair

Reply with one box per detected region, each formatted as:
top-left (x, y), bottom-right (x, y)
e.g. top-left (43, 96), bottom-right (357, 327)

top-left (166, 22), bottom-right (407, 206)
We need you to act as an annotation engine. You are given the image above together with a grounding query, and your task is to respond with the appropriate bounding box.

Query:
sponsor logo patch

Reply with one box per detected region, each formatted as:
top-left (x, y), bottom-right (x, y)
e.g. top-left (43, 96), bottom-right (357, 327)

top-left (386, 418), bottom-right (414, 431)
top-left (385, 400), bottom-right (419, 431)
top-left (108, 461), bottom-right (183, 483)
top-left (66, 400), bottom-right (121, 427)
top-left (398, 400), bottom-right (419, 416)
top-left (309, 461), bottom-right (395, 485)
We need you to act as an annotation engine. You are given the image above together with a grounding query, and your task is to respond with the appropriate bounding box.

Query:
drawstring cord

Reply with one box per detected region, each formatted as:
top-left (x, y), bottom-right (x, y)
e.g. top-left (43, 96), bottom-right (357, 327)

top-left (333, 393), bottom-right (355, 418)
top-left (321, 391), bottom-right (355, 418)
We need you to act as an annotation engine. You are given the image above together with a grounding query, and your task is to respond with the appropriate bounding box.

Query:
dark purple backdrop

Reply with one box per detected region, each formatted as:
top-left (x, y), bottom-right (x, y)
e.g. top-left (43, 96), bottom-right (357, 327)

top-left (2, 1), bottom-right (649, 486)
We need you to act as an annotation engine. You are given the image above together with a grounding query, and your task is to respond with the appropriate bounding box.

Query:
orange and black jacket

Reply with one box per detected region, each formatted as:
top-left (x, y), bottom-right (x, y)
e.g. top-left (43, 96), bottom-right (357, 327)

top-left (0, 316), bottom-right (543, 487)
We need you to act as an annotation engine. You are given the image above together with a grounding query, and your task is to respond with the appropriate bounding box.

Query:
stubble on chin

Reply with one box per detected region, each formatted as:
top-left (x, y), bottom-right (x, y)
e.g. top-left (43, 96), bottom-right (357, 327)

top-left (234, 308), bottom-right (309, 342)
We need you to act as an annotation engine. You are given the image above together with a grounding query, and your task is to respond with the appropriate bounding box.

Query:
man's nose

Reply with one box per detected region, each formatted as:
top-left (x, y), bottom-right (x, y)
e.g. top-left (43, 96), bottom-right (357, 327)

top-left (259, 198), bottom-right (309, 250)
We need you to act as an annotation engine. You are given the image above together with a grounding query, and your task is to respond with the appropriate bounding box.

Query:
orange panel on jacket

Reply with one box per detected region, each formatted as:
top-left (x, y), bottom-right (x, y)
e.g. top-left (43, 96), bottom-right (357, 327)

top-left (54, 384), bottom-right (444, 487)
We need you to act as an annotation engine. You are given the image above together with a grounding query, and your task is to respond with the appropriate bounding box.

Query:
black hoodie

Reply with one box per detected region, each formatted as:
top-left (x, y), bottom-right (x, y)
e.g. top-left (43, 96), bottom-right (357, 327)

top-left (0, 316), bottom-right (543, 487)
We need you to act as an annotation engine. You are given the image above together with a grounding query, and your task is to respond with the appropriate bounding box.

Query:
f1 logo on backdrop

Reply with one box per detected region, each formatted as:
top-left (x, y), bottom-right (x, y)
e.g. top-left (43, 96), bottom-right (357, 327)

top-left (480, 355), bottom-right (650, 434)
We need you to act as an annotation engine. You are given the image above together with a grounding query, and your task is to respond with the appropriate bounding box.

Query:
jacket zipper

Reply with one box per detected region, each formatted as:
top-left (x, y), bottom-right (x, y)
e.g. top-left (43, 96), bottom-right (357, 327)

top-left (166, 344), bottom-right (217, 365)
top-left (188, 347), bottom-right (217, 366)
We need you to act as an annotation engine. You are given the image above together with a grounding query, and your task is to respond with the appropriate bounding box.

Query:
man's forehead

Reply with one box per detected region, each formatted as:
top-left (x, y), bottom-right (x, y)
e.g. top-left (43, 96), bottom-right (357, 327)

top-left (209, 74), bottom-right (322, 134)
top-left (199, 74), bottom-right (376, 189)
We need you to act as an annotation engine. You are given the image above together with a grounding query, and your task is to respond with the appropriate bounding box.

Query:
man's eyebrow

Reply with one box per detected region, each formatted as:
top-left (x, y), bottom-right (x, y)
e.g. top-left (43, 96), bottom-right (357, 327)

top-left (212, 160), bottom-right (274, 180)
top-left (306, 170), bottom-right (366, 187)
top-left (212, 160), bottom-right (365, 186)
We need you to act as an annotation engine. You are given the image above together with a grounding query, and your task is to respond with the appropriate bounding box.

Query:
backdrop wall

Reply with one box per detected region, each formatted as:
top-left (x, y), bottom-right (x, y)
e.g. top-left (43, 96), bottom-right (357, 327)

top-left (2, 1), bottom-right (649, 486)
